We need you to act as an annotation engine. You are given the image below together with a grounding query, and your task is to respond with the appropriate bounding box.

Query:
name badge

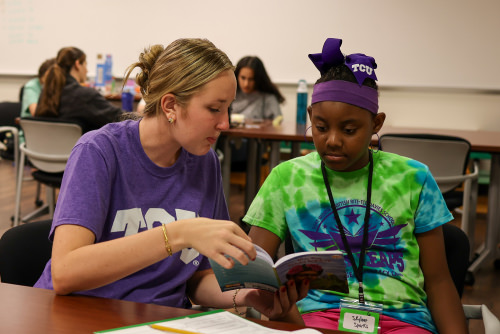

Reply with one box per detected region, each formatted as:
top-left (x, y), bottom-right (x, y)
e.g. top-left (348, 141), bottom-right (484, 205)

top-left (338, 298), bottom-right (382, 334)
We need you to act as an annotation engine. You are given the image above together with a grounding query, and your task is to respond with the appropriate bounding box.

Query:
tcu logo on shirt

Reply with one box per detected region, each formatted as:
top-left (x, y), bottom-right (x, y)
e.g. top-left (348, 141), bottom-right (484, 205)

top-left (350, 64), bottom-right (374, 76)
top-left (111, 208), bottom-right (200, 265)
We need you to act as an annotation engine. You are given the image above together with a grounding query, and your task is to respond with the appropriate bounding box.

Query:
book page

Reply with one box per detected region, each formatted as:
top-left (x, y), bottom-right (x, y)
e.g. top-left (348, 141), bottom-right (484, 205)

top-left (274, 251), bottom-right (349, 293)
top-left (95, 310), bottom-right (323, 334)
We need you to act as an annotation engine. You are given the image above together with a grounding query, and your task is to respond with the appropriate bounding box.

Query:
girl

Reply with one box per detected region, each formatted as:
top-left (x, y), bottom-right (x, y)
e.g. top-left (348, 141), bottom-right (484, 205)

top-left (226, 56), bottom-right (285, 173)
top-left (244, 38), bottom-right (468, 333)
top-left (232, 56), bottom-right (284, 121)
top-left (35, 47), bottom-right (122, 133)
top-left (34, 38), bottom-right (306, 323)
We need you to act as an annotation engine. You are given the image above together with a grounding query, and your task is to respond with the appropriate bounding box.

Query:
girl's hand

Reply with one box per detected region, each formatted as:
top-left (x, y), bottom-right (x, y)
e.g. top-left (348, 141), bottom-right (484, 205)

top-left (169, 218), bottom-right (256, 269)
top-left (242, 279), bottom-right (310, 322)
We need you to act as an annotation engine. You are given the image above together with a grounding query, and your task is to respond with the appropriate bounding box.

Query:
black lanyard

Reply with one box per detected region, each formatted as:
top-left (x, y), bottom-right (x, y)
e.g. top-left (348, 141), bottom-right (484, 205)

top-left (321, 150), bottom-right (373, 304)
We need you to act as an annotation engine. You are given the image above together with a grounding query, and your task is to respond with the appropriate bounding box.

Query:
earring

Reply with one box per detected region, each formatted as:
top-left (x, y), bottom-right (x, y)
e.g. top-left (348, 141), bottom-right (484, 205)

top-left (168, 118), bottom-right (174, 124)
top-left (371, 133), bottom-right (380, 153)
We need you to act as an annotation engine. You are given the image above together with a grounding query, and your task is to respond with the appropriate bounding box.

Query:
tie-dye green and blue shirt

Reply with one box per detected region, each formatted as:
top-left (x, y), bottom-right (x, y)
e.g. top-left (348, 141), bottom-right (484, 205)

top-left (243, 151), bottom-right (453, 333)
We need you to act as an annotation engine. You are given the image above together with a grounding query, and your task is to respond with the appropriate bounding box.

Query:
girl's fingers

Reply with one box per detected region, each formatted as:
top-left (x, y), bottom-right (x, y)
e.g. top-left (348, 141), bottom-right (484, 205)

top-left (297, 279), bottom-right (310, 300)
top-left (286, 280), bottom-right (299, 304)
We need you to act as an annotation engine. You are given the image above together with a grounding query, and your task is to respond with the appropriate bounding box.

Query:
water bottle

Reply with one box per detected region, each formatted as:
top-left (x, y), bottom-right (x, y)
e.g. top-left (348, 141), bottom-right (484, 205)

top-left (296, 79), bottom-right (308, 126)
top-left (121, 89), bottom-right (134, 112)
top-left (95, 54), bottom-right (106, 94)
top-left (121, 78), bottom-right (136, 112)
top-left (104, 54), bottom-right (113, 93)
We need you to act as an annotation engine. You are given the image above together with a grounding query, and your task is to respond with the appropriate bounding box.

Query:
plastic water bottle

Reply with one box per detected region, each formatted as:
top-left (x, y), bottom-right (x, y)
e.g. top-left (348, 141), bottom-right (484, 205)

top-left (121, 78), bottom-right (136, 112)
top-left (121, 89), bottom-right (134, 112)
top-left (95, 54), bottom-right (106, 94)
top-left (104, 54), bottom-right (113, 93)
top-left (296, 79), bottom-right (308, 126)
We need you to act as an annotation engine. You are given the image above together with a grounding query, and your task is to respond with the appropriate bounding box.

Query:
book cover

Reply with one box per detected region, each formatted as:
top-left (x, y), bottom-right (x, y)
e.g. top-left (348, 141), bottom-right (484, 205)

top-left (209, 244), bottom-right (349, 294)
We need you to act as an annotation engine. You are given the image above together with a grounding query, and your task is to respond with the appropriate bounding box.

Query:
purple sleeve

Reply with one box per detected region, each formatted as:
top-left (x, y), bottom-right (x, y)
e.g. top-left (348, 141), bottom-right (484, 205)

top-left (49, 140), bottom-right (113, 241)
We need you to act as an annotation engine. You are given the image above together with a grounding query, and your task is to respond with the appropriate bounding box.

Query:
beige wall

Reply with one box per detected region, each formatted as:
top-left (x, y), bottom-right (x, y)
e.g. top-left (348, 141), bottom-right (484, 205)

top-left (2, 75), bottom-right (499, 132)
top-left (277, 84), bottom-right (500, 132)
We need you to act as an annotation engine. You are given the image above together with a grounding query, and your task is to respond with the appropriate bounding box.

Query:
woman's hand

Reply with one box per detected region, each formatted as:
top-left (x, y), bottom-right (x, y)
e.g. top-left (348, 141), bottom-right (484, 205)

top-left (241, 279), bottom-right (310, 323)
top-left (168, 218), bottom-right (256, 269)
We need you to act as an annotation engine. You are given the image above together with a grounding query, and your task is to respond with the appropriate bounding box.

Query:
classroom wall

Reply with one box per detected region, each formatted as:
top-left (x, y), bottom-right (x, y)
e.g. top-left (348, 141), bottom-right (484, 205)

top-left (1, 0), bottom-right (499, 131)
top-left (2, 0), bottom-right (499, 91)
top-left (277, 84), bottom-right (500, 132)
top-left (1, 76), bottom-right (500, 132)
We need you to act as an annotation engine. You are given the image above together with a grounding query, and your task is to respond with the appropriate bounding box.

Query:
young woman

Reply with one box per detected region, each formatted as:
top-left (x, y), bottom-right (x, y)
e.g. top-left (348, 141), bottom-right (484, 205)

top-left (232, 56), bottom-right (284, 121)
top-left (34, 39), bottom-right (307, 323)
top-left (226, 56), bottom-right (286, 172)
top-left (35, 47), bottom-right (122, 133)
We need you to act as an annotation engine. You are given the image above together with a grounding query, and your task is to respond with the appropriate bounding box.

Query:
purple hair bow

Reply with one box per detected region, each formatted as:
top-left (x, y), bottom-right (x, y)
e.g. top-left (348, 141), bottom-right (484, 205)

top-left (308, 38), bottom-right (378, 86)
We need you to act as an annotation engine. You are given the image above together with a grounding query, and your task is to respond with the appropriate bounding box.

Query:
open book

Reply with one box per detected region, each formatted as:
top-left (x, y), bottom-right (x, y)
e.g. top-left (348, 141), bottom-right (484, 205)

top-left (209, 244), bottom-right (349, 293)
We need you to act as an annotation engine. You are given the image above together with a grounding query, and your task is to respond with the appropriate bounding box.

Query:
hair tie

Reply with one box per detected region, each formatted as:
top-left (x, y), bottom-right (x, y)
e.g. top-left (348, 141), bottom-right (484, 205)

top-left (308, 38), bottom-right (377, 87)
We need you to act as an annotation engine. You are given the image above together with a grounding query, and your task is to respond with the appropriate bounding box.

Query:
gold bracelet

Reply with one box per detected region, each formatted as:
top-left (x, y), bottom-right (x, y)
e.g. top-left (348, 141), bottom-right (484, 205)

top-left (161, 224), bottom-right (173, 257)
top-left (232, 289), bottom-right (246, 316)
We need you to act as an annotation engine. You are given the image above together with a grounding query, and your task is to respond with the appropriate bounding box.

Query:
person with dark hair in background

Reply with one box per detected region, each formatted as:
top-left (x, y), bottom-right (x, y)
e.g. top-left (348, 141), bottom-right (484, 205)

top-left (232, 56), bottom-right (284, 121)
top-left (35, 46), bottom-right (123, 133)
top-left (20, 57), bottom-right (56, 118)
top-left (226, 56), bottom-right (285, 173)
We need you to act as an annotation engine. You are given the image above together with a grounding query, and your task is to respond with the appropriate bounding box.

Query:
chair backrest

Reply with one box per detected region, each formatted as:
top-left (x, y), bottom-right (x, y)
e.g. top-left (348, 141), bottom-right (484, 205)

top-left (0, 102), bottom-right (21, 128)
top-left (379, 133), bottom-right (471, 193)
top-left (442, 223), bottom-right (470, 298)
top-left (20, 117), bottom-right (82, 173)
top-left (0, 102), bottom-right (21, 161)
top-left (0, 219), bottom-right (53, 286)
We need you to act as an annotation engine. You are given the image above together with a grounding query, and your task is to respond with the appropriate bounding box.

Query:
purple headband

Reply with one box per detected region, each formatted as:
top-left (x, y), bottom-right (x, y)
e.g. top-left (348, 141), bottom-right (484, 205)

top-left (308, 38), bottom-right (379, 114)
top-left (312, 80), bottom-right (378, 114)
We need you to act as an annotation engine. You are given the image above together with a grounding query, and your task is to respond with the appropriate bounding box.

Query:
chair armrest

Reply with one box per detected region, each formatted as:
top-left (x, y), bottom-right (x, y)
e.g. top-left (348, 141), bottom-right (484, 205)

top-left (463, 304), bottom-right (500, 334)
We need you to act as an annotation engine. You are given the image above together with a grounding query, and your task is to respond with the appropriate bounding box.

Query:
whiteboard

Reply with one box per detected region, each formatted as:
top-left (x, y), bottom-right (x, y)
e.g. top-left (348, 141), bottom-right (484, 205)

top-left (1, 0), bottom-right (499, 90)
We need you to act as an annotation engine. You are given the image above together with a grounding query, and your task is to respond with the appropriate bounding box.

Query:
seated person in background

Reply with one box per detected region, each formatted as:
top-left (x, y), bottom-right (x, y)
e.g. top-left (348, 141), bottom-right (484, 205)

top-left (34, 38), bottom-right (307, 324)
top-left (35, 47), bottom-right (123, 133)
top-left (232, 56), bottom-right (284, 121)
top-left (20, 58), bottom-right (56, 118)
top-left (226, 56), bottom-right (286, 171)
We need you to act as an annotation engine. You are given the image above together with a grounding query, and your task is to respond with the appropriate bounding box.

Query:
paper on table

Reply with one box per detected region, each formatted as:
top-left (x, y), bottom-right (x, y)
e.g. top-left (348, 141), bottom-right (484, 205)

top-left (95, 310), bottom-right (322, 334)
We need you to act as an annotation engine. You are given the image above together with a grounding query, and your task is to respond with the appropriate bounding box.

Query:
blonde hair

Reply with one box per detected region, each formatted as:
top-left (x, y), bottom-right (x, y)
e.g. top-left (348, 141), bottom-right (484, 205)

top-left (124, 38), bottom-right (234, 117)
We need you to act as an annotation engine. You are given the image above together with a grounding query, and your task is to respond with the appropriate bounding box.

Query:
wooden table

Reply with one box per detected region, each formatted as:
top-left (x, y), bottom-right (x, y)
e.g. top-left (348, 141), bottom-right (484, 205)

top-left (0, 283), bottom-right (342, 333)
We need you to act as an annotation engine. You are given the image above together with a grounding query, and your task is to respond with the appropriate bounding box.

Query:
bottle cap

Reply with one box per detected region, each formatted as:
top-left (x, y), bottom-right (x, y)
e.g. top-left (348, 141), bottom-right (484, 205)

top-left (298, 79), bottom-right (307, 93)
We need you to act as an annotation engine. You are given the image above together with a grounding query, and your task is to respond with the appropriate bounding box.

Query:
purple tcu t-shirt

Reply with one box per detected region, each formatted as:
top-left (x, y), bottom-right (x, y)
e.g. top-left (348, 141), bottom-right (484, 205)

top-left (34, 120), bottom-right (229, 308)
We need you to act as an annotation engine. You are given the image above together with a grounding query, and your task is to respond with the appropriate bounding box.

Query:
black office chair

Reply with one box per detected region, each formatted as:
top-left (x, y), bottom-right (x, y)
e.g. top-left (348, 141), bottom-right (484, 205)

top-left (0, 101), bottom-right (21, 162)
top-left (442, 223), bottom-right (470, 298)
top-left (0, 219), bottom-right (53, 286)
